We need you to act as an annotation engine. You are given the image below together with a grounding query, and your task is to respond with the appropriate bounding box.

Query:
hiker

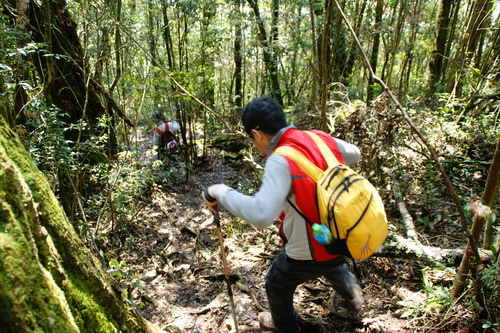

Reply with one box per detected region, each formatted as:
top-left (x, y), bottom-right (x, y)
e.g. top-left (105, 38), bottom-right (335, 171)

top-left (152, 118), bottom-right (180, 160)
top-left (202, 97), bottom-right (365, 332)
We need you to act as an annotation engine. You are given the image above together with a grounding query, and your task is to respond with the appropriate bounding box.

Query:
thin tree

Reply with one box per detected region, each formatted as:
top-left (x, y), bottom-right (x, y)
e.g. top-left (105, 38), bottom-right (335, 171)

top-left (451, 140), bottom-right (500, 298)
top-left (428, 0), bottom-right (453, 93)
top-left (233, 0), bottom-right (243, 111)
top-left (384, 0), bottom-right (407, 88)
top-left (446, 0), bottom-right (494, 95)
top-left (398, 0), bottom-right (422, 96)
top-left (366, 0), bottom-right (383, 103)
top-left (247, 0), bottom-right (283, 104)
top-left (341, 0), bottom-right (368, 84)
top-left (320, 0), bottom-right (334, 132)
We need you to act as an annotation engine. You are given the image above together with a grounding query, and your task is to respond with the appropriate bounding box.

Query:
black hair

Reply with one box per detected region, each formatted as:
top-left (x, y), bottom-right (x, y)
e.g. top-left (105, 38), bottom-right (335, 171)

top-left (241, 97), bottom-right (288, 135)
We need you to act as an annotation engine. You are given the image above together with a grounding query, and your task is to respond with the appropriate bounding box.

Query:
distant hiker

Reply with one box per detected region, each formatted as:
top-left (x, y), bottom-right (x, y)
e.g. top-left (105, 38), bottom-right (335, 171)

top-left (203, 97), bottom-right (365, 332)
top-left (152, 118), bottom-right (181, 160)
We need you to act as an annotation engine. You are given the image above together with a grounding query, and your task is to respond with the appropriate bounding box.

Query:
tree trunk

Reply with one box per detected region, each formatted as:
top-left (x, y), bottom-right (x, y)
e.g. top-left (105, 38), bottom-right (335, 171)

top-left (385, 0), bottom-right (406, 88)
top-left (451, 140), bottom-right (500, 298)
top-left (93, 0), bottom-right (111, 85)
top-left (428, 0), bottom-right (452, 93)
top-left (161, 3), bottom-right (175, 69)
top-left (26, 0), bottom-right (110, 143)
top-left (482, 141), bottom-right (500, 248)
top-left (0, 120), bottom-right (158, 332)
top-left (342, 0), bottom-right (367, 84)
top-left (398, 0), bottom-right (421, 96)
top-left (446, 0), bottom-right (493, 95)
top-left (330, 0), bottom-right (346, 83)
top-left (109, 0), bottom-right (122, 94)
top-left (308, 0), bottom-right (319, 105)
top-left (148, 0), bottom-right (158, 67)
top-left (442, 0), bottom-right (460, 80)
top-left (366, 0), bottom-right (383, 103)
top-left (233, 0), bottom-right (243, 111)
top-left (247, 0), bottom-right (283, 104)
top-left (6, 0), bottom-right (123, 218)
top-left (320, 0), bottom-right (334, 132)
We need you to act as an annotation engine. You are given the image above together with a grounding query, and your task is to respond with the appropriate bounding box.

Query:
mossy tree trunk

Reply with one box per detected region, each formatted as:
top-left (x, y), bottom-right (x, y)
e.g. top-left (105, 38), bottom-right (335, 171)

top-left (0, 120), bottom-right (159, 332)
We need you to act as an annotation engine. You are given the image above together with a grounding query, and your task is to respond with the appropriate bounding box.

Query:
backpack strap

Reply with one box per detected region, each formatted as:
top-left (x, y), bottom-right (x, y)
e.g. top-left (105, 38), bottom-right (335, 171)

top-left (304, 131), bottom-right (339, 167)
top-left (274, 146), bottom-right (323, 182)
top-left (273, 131), bottom-right (339, 181)
top-left (287, 198), bottom-right (314, 226)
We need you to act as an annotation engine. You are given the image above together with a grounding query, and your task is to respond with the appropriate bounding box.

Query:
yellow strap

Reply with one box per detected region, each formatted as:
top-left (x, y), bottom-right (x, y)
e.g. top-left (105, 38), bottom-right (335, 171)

top-left (274, 146), bottom-right (323, 182)
top-left (304, 131), bottom-right (339, 167)
top-left (273, 131), bottom-right (340, 181)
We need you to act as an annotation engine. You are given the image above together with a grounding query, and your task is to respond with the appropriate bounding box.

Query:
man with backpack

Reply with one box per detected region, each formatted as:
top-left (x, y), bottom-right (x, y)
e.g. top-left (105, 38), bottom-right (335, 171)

top-left (203, 97), bottom-right (368, 332)
top-left (152, 118), bottom-right (180, 160)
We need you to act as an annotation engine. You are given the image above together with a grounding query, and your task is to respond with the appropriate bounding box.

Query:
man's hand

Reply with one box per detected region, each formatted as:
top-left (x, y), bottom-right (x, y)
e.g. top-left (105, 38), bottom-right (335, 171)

top-left (202, 186), bottom-right (219, 214)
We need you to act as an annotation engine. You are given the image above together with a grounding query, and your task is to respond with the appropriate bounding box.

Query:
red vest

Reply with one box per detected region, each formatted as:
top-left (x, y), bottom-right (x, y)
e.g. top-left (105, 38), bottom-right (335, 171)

top-left (155, 122), bottom-right (170, 136)
top-left (275, 128), bottom-right (346, 262)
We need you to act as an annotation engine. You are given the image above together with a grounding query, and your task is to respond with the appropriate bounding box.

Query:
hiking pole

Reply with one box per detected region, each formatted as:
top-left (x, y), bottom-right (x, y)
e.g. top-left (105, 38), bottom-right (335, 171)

top-left (203, 189), bottom-right (240, 333)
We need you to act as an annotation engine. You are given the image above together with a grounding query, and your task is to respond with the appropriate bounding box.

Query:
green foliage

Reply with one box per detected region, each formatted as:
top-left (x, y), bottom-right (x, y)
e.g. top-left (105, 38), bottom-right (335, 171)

top-left (87, 151), bottom-right (156, 238)
top-left (107, 259), bottom-right (145, 308)
top-left (0, 13), bottom-right (37, 74)
top-left (225, 217), bottom-right (245, 238)
top-left (399, 266), bottom-right (455, 319)
top-left (25, 103), bottom-right (74, 182)
top-left (478, 247), bottom-right (500, 331)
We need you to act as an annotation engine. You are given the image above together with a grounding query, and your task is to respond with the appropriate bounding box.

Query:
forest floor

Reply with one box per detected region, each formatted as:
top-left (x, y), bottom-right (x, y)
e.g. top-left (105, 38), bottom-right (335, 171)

top-left (106, 127), bottom-right (471, 333)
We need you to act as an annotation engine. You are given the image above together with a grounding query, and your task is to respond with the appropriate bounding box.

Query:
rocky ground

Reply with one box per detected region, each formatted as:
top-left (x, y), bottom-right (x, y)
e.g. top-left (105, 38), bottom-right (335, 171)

top-left (99, 119), bottom-right (491, 333)
top-left (107, 148), bottom-right (442, 333)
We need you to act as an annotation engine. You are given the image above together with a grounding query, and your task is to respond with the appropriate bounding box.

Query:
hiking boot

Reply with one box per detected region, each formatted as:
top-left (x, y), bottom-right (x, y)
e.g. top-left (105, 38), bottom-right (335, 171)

top-left (330, 285), bottom-right (365, 323)
top-left (258, 312), bottom-right (279, 332)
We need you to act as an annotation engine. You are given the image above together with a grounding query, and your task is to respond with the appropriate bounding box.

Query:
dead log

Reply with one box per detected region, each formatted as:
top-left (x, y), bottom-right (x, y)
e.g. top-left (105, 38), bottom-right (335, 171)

top-left (376, 232), bottom-right (463, 265)
top-left (374, 232), bottom-right (492, 267)
top-left (378, 166), bottom-right (489, 266)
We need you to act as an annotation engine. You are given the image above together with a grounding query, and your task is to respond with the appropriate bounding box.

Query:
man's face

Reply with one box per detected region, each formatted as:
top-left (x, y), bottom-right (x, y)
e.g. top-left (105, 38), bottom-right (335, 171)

top-left (249, 129), bottom-right (271, 154)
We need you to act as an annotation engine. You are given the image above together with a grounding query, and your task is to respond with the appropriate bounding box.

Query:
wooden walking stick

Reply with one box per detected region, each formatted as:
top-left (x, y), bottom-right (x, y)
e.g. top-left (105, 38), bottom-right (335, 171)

top-left (204, 189), bottom-right (240, 332)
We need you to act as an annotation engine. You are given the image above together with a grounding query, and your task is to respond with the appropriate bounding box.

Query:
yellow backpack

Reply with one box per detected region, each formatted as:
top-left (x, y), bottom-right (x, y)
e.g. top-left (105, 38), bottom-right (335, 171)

top-left (275, 131), bottom-right (388, 260)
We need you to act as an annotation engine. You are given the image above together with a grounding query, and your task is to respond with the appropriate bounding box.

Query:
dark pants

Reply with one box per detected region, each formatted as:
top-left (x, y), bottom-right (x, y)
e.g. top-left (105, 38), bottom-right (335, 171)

top-left (265, 251), bottom-right (360, 332)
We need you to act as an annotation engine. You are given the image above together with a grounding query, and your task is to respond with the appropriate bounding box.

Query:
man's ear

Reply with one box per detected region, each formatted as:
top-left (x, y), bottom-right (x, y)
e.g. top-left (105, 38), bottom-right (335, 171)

top-left (253, 129), bottom-right (267, 141)
top-left (250, 129), bottom-right (260, 139)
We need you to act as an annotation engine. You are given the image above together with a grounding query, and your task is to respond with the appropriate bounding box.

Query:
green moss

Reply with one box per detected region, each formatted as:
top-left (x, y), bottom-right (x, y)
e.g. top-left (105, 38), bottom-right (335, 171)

top-left (0, 233), bottom-right (76, 332)
top-left (64, 274), bottom-right (119, 332)
top-left (0, 120), bottom-right (155, 332)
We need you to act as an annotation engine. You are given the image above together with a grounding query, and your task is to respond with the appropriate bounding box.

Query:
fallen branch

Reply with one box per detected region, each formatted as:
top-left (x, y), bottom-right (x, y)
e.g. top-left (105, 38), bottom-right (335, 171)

top-left (382, 167), bottom-right (418, 242)
top-left (376, 232), bottom-right (463, 265)
top-left (376, 232), bottom-right (492, 267)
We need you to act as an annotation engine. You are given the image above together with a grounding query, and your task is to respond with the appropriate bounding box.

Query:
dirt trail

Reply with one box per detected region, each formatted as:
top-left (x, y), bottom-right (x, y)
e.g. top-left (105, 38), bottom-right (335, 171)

top-left (111, 134), bottom-right (413, 332)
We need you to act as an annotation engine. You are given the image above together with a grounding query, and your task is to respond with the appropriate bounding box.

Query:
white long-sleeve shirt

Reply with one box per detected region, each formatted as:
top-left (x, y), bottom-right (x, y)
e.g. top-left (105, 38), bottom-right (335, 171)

top-left (152, 121), bottom-right (180, 146)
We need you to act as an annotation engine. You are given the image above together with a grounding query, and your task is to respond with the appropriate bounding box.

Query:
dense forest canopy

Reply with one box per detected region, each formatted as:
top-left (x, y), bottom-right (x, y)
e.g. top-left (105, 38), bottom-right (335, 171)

top-left (0, 0), bottom-right (499, 332)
